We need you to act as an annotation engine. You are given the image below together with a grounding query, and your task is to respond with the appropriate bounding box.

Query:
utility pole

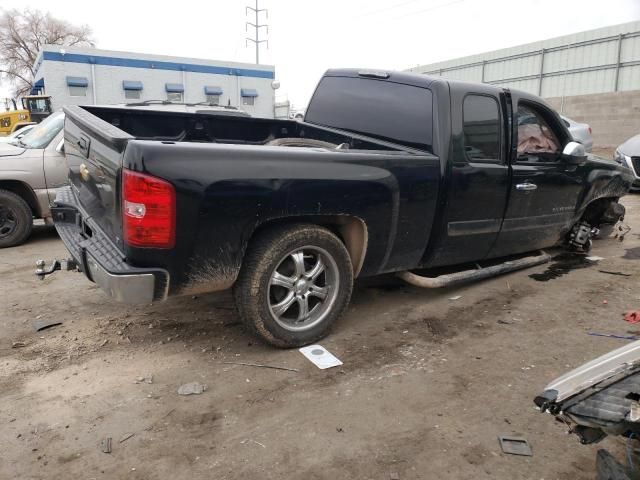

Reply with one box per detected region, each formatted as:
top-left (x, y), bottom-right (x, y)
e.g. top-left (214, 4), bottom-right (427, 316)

top-left (246, 0), bottom-right (268, 64)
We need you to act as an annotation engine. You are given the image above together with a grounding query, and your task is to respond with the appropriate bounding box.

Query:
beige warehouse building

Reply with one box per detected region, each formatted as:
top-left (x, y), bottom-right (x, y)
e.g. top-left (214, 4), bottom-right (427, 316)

top-left (407, 21), bottom-right (640, 148)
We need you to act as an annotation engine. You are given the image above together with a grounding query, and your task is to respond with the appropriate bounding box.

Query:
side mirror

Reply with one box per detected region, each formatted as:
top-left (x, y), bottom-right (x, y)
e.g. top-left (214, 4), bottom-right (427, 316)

top-left (55, 139), bottom-right (65, 154)
top-left (562, 141), bottom-right (586, 165)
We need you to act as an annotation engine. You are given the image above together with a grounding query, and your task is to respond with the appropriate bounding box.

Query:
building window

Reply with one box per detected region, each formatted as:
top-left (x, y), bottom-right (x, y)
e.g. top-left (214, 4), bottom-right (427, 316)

top-left (165, 83), bottom-right (185, 103)
top-left (125, 89), bottom-right (141, 100)
top-left (66, 76), bottom-right (89, 98)
top-left (123, 81), bottom-right (143, 101)
top-left (463, 94), bottom-right (501, 162)
top-left (206, 94), bottom-right (220, 105)
top-left (204, 86), bottom-right (223, 105)
top-left (69, 86), bottom-right (87, 97)
top-left (241, 88), bottom-right (258, 106)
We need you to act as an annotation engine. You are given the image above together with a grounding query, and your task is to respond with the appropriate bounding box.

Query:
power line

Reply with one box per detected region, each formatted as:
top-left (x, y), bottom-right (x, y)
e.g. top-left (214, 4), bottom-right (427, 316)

top-left (246, 0), bottom-right (268, 64)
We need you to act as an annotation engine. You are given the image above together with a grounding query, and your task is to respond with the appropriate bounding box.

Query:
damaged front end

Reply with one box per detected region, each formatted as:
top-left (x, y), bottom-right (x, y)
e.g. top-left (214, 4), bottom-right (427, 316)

top-left (567, 200), bottom-right (628, 252)
top-left (535, 341), bottom-right (640, 445)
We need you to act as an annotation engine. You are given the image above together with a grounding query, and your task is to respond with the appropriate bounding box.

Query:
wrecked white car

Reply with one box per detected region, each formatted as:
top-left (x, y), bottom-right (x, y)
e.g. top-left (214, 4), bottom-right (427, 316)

top-left (536, 340), bottom-right (640, 478)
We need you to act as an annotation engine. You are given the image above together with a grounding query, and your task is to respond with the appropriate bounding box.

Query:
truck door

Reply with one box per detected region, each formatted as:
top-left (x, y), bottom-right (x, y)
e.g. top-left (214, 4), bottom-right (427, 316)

top-left (422, 86), bottom-right (510, 267)
top-left (488, 96), bottom-right (582, 258)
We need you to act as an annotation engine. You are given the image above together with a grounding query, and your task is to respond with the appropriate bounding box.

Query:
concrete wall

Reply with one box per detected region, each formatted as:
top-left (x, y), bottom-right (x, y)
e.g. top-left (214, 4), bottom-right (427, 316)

top-left (546, 90), bottom-right (640, 148)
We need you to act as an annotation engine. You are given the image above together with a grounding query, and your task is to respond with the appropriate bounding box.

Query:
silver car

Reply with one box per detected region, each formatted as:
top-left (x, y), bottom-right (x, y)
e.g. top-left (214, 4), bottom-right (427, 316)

top-left (0, 123), bottom-right (36, 143)
top-left (561, 115), bottom-right (593, 153)
top-left (0, 112), bottom-right (66, 247)
top-left (614, 134), bottom-right (640, 192)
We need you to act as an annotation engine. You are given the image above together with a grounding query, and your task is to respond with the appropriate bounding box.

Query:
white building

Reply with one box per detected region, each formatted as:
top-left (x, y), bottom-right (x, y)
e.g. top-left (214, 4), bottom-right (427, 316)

top-left (31, 45), bottom-right (277, 118)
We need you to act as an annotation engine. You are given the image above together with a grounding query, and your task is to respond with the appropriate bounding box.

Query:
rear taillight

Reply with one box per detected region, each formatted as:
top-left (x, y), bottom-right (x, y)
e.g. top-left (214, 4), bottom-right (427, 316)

top-left (122, 169), bottom-right (175, 248)
top-left (588, 126), bottom-right (592, 135)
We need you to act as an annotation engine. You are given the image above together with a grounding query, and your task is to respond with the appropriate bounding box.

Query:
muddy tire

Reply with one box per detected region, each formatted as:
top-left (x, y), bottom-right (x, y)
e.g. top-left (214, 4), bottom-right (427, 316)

top-left (234, 224), bottom-right (353, 348)
top-left (0, 189), bottom-right (33, 248)
top-left (265, 137), bottom-right (338, 149)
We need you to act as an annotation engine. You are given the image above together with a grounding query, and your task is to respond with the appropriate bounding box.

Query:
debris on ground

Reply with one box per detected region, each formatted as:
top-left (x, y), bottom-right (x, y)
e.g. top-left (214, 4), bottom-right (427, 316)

top-left (588, 332), bottom-right (639, 341)
top-left (448, 295), bottom-right (462, 301)
top-left (31, 319), bottom-right (62, 332)
top-left (598, 270), bottom-right (632, 277)
top-left (11, 341), bottom-right (26, 348)
top-left (603, 300), bottom-right (609, 305)
top-left (498, 435), bottom-right (533, 456)
top-left (624, 311), bottom-right (640, 324)
top-left (119, 433), bottom-right (134, 443)
top-left (222, 361), bottom-right (298, 372)
top-left (299, 345), bottom-right (343, 369)
top-left (134, 374), bottom-right (153, 384)
top-left (240, 439), bottom-right (266, 448)
top-left (100, 437), bottom-right (112, 454)
top-left (586, 256), bottom-right (605, 261)
top-left (177, 382), bottom-right (207, 395)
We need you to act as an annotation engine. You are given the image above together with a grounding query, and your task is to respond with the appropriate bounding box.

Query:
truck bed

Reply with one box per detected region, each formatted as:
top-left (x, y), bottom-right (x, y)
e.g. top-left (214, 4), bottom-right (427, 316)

top-left (59, 105), bottom-right (441, 297)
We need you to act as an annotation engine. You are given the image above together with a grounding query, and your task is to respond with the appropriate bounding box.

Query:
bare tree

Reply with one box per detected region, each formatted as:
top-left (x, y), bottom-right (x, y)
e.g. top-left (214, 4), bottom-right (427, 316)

top-left (0, 8), bottom-right (94, 97)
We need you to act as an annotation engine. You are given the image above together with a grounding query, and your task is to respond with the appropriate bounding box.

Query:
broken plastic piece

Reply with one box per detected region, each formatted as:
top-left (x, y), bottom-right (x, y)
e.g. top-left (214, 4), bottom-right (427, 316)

top-left (498, 435), bottom-right (532, 456)
top-left (100, 437), bottom-right (112, 454)
top-left (299, 345), bottom-right (343, 369)
top-left (624, 311), bottom-right (640, 324)
top-left (32, 319), bottom-right (62, 332)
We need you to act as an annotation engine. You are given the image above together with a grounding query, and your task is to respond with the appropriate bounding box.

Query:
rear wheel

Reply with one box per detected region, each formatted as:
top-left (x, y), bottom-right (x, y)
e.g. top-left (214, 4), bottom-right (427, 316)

top-left (234, 224), bottom-right (353, 348)
top-left (0, 189), bottom-right (33, 248)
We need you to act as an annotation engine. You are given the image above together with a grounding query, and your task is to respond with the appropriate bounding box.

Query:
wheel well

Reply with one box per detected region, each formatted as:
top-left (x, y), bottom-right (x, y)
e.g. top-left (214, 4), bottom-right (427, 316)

top-left (252, 216), bottom-right (368, 277)
top-left (0, 180), bottom-right (40, 217)
top-left (580, 197), bottom-right (619, 225)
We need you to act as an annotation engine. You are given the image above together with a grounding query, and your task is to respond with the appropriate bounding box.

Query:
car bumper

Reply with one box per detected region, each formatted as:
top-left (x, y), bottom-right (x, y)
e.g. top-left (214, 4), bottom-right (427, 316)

top-left (51, 186), bottom-right (169, 304)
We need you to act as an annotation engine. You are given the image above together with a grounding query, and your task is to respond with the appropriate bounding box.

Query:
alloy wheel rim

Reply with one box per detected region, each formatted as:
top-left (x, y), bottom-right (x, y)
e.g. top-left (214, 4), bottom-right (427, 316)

top-left (0, 206), bottom-right (17, 239)
top-left (267, 245), bottom-right (339, 332)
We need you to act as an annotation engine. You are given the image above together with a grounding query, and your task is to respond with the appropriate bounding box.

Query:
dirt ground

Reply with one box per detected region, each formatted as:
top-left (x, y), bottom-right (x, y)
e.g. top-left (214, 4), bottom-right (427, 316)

top-left (2, 194), bottom-right (640, 480)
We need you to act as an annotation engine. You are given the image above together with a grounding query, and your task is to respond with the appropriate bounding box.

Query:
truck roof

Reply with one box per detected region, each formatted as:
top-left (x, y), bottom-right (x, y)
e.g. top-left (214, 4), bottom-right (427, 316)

top-left (323, 68), bottom-right (540, 104)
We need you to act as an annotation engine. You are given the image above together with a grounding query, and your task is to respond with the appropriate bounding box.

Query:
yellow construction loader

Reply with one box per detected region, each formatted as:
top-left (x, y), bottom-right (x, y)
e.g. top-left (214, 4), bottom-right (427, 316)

top-left (0, 95), bottom-right (52, 136)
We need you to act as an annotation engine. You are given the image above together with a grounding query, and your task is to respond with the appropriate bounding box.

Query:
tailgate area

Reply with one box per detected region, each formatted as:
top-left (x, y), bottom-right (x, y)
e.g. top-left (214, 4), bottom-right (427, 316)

top-left (52, 186), bottom-right (169, 303)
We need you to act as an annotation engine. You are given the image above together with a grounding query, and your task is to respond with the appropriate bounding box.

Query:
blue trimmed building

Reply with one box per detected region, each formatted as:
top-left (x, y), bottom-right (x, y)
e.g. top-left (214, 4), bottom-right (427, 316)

top-left (31, 45), bottom-right (277, 118)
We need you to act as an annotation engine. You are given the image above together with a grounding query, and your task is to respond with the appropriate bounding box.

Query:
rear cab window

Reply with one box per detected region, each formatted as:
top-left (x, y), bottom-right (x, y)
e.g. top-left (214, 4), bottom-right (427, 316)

top-left (463, 94), bottom-right (501, 162)
top-left (305, 76), bottom-right (433, 152)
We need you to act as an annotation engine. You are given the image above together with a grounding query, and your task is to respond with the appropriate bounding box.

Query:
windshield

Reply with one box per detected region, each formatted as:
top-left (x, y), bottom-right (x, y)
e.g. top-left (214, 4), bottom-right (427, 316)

top-left (16, 112), bottom-right (64, 149)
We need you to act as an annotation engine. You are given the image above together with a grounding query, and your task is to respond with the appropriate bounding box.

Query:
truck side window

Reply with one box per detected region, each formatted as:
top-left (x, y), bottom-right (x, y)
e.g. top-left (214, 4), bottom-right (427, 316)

top-left (463, 95), bottom-right (501, 162)
top-left (517, 104), bottom-right (560, 159)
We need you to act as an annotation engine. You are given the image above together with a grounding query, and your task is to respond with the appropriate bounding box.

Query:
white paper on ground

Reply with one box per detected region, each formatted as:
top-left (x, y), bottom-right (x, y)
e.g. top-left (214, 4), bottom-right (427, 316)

top-left (448, 295), bottom-right (462, 301)
top-left (586, 256), bottom-right (604, 261)
top-left (299, 345), bottom-right (343, 369)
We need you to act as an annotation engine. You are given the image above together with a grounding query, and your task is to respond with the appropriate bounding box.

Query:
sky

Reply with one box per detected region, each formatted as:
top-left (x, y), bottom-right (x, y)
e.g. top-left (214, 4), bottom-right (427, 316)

top-left (1, 0), bottom-right (639, 109)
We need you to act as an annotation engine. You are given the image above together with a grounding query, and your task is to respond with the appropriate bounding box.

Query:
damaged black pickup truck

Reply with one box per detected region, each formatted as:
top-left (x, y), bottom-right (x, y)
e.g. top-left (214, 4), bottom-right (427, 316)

top-left (41, 68), bottom-right (634, 347)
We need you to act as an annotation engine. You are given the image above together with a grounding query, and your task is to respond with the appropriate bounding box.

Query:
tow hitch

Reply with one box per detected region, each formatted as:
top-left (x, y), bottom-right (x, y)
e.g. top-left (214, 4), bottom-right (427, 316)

top-left (35, 258), bottom-right (79, 280)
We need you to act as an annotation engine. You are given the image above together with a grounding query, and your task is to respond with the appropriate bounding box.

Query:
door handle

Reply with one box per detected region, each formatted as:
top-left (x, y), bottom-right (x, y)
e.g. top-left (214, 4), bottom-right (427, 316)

top-left (516, 182), bottom-right (537, 191)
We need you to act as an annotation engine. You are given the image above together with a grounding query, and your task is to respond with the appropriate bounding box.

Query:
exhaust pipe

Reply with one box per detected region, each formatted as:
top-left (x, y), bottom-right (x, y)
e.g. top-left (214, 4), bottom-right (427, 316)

top-left (397, 251), bottom-right (551, 289)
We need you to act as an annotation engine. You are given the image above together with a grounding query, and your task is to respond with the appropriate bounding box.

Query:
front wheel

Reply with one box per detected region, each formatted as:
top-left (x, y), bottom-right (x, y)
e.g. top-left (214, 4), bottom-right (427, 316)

top-left (0, 189), bottom-right (33, 248)
top-left (234, 224), bottom-right (353, 348)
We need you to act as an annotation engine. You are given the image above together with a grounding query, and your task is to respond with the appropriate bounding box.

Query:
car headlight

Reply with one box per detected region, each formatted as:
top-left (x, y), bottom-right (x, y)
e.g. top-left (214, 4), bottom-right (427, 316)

top-left (614, 149), bottom-right (630, 166)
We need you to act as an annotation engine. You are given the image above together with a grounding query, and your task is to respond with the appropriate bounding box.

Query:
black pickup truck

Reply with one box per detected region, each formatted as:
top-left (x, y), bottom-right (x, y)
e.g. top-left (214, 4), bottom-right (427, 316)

top-left (43, 69), bottom-right (634, 347)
